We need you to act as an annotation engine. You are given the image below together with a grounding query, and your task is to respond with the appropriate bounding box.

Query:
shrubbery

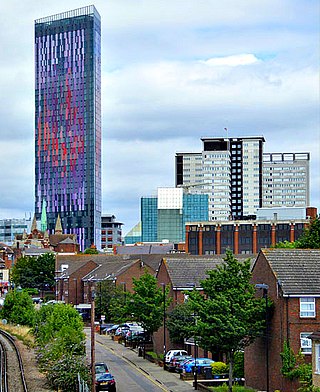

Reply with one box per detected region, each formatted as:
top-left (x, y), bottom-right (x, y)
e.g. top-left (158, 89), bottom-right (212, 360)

top-left (0, 290), bottom-right (35, 326)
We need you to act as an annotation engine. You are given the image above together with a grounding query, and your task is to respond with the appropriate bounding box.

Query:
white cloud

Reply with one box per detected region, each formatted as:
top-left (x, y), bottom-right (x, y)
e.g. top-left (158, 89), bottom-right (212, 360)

top-left (201, 54), bottom-right (260, 67)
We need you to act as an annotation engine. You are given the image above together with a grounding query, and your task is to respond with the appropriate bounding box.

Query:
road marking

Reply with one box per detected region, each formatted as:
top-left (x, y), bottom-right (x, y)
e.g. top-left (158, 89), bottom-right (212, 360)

top-left (96, 340), bottom-right (169, 392)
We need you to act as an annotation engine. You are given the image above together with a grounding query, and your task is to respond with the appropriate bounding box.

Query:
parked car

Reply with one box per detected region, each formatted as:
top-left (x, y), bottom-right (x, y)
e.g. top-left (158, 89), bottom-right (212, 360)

top-left (168, 355), bottom-right (193, 372)
top-left (181, 358), bottom-right (215, 373)
top-left (164, 350), bottom-right (188, 368)
top-left (95, 373), bottom-right (116, 392)
top-left (106, 324), bottom-right (119, 335)
top-left (95, 362), bottom-right (109, 374)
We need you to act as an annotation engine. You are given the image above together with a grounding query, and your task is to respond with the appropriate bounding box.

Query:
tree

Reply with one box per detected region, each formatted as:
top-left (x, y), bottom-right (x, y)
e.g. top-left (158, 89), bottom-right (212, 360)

top-left (296, 216), bottom-right (320, 249)
top-left (1, 290), bottom-right (35, 326)
top-left (188, 250), bottom-right (266, 392)
top-left (10, 253), bottom-right (55, 290)
top-left (95, 280), bottom-right (123, 321)
top-left (275, 216), bottom-right (320, 249)
top-left (126, 271), bottom-right (170, 336)
top-left (84, 246), bottom-right (99, 254)
top-left (167, 302), bottom-right (194, 344)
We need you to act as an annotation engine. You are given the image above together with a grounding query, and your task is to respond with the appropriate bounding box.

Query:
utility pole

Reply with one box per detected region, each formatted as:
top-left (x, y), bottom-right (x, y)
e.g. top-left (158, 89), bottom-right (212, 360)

top-left (91, 288), bottom-right (95, 392)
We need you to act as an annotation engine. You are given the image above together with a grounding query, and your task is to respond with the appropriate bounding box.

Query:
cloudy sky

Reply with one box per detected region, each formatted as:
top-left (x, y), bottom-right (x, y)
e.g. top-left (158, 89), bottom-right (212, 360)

top-left (0, 0), bottom-right (319, 234)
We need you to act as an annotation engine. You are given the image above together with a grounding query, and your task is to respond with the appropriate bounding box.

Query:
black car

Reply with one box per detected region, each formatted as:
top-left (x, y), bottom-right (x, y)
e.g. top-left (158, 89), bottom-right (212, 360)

top-left (95, 372), bottom-right (116, 392)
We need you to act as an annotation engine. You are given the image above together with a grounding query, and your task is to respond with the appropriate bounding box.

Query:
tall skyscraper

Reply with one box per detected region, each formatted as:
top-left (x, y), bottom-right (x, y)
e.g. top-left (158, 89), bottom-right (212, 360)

top-left (34, 6), bottom-right (101, 251)
top-left (176, 136), bottom-right (265, 220)
top-left (262, 153), bottom-right (310, 208)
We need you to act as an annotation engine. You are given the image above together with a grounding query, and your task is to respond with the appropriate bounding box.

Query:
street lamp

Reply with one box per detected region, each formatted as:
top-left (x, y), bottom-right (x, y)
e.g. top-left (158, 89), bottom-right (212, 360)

top-left (256, 283), bottom-right (269, 392)
top-left (160, 283), bottom-right (166, 371)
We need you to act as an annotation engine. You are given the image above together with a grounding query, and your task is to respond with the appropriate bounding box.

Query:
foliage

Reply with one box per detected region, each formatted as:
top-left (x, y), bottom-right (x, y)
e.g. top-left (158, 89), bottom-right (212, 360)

top-left (210, 386), bottom-right (256, 392)
top-left (95, 280), bottom-right (123, 321)
top-left (167, 301), bottom-right (195, 343)
top-left (1, 290), bottom-right (35, 326)
top-left (126, 271), bottom-right (171, 335)
top-left (146, 351), bottom-right (164, 360)
top-left (188, 250), bottom-right (266, 392)
top-left (0, 323), bottom-right (34, 348)
top-left (84, 246), bottom-right (99, 254)
top-left (280, 341), bottom-right (297, 377)
top-left (45, 354), bottom-right (90, 392)
top-left (211, 361), bottom-right (229, 375)
top-left (275, 240), bottom-right (297, 248)
top-left (275, 216), bottom-right (320, 249)
top-left (33, 303), bottom-right (88, 391)
top-left (280, 341), bottom-right (314, 392)
top-left (233, 351), bottom-right (244, 378)
top-left (296, 216), bottom-right (320, 249)
top-left (34, 303), bottom-right (84, 345)
top-left (10, 253), bottom-right (55, 290)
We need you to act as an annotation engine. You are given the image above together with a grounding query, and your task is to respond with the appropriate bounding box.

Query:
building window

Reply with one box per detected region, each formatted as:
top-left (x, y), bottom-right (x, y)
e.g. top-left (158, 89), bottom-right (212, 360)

top-left (300, 297), bottom-right (316, 318)
top-left (300, 333), bottom-right (312, 354)
top-left (316, 344), bottom-right (320, 373)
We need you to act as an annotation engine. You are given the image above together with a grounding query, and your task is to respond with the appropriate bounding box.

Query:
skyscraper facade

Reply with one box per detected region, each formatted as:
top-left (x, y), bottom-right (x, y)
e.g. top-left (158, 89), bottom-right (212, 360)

top-left (262, 153), bottom-right (310, 208)
top-left (176, 136), bottom-right (265, 221)
top-left (34, 6), bottom-right (101, 251)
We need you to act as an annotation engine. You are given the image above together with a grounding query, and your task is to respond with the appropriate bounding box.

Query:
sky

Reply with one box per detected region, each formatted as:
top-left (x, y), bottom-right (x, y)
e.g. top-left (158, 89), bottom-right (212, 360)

top-left (0, 0), bottom-right (319, 235)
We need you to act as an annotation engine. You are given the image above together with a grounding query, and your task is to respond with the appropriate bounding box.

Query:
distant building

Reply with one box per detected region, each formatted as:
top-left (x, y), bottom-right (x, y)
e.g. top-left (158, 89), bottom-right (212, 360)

top-left (34, 6), bottom-right (102, 251)
top-left (141, 187), bottom-right (208, 243)
top-left (101, 215), bottom-right (123, 251)
top-left (176, 136), bottom-right (310, 221)
top-left (262, 152), bottom-right (310, 208)
top-left (185, 207), bottom-right (317, 255)
top-left (0, 217), bottom-right (31, 245)
top-left (124, 222), bottom-right (142, 245)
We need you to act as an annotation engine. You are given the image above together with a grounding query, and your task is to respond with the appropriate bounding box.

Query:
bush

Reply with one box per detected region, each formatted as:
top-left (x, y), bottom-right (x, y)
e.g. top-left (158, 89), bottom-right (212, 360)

top-left (211, 386), bottom-right (256, 392)
top-left (0, 290), bottom-right (35, 326)
top-left (233, 351), bottom-right (244, 378)
top-left (211, 361), bottom-right (229, 375)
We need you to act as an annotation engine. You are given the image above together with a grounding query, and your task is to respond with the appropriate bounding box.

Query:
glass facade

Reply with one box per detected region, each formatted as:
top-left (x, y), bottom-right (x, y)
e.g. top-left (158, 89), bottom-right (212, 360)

top-left (34, 6), bottom-right (101, 251)
top-left (141, 197), bottom-right (158, 242)
top-left (0, 218), bottom-right (32, 245)
top-left (141, 191), bottom-right (209, 243)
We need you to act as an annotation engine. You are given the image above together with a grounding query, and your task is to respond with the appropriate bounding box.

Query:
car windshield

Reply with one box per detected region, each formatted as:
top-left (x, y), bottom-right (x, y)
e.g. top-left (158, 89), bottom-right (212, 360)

top-left (95, 364), bottom-right (108, 374)
top-left (96, 373), bottom-right (114, 382)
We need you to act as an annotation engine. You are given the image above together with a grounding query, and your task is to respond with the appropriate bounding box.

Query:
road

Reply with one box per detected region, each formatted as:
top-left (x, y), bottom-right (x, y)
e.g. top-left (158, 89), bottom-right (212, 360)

top-left (86, 331), bottom-right (167, 392)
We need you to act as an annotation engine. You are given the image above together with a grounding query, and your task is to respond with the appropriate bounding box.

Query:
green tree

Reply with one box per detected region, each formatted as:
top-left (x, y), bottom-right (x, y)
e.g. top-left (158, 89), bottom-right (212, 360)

top-left (1, 290), bottom-right (35, 326)
top-left (95, 280), bottom-right (122, 321)
top-left (34, 303), bottom-right (84, 345)
top-left (167, 302), bottom-right (194, 343)
top-left (275, 216), bottom-right (320, 249)
top-left (188, 250), bottom-right (266, 392)
top-left (84, 246), bottom-right (99, 254)
top-left (10, 253), bottom-right (55, 290)
top-left (126, 271), bottom-right (170, 336)
top-left (296, 216), bottom-right (320, 249)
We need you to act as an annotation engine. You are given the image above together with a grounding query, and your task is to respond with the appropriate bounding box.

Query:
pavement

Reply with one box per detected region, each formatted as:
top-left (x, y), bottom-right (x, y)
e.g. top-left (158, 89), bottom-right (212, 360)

top-left (94, 332), bottom-right (196, 392)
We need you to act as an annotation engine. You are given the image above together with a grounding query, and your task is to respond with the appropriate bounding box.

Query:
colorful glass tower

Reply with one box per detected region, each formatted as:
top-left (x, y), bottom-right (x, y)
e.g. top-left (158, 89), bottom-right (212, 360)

top-left (34, 6), bottom-right (101, 251)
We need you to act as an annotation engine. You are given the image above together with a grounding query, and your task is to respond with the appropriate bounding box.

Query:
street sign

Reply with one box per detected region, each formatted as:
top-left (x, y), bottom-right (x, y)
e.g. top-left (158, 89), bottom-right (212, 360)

top-left (101, 315), bottom-right (105, 321)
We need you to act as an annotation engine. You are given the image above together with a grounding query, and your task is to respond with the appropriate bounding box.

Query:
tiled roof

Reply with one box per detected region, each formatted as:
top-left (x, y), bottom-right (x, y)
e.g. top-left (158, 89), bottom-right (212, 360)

top-left (163, 255), bottom-right (255, 288)
top-left (50, 234), bottom-right (77, 246)
top-left (83, 258), bottom-right (139, 281)
top-left (261, 249), bottom-right (320, 295)
top-left (116, 243), bottom-right (174, 255)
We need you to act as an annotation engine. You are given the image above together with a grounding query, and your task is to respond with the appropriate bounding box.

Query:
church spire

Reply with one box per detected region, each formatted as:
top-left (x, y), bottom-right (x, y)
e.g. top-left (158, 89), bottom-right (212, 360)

top-left (31, 214), bottom-right (38, 232)
top-left (55, 214), bottom-right (63, 234)
top-left (41, 199), bottom-right (47, 232)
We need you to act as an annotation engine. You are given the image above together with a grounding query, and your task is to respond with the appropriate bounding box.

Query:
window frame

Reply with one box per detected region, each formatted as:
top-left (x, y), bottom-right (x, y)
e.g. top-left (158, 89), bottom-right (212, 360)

top-left (300, 297), bottom-right (316, 318)
top-left (300, 332), bottom-right (312, 354)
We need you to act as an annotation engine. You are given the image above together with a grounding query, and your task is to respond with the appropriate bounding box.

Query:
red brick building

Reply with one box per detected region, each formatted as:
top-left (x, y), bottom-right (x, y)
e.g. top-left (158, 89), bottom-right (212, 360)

top-left (245, 249), bottom-right (320, 392)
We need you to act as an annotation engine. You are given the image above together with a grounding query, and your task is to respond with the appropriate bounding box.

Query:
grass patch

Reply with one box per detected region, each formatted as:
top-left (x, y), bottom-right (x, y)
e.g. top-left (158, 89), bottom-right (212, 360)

top-left (0, 322), bottom-right (35, 348)
top-left (210, 385), bottom-right (256, 392)
top-left (146, 351), bottom-right (164, 360)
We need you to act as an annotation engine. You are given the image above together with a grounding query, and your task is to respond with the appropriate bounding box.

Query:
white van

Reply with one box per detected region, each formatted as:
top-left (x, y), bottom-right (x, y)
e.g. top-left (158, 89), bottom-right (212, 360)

top-left (165, 349), bottom-right (188, 366)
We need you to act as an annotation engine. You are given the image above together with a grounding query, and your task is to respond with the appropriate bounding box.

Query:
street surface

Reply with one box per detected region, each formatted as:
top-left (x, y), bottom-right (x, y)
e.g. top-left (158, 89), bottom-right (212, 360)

top-left (86, 329), bottom-right (167, 392)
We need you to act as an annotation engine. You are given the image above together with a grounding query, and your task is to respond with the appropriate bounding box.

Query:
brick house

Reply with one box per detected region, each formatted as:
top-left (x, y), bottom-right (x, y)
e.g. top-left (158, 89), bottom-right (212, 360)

top-left (245, 249), bottom-right (320, 392)
top-left (154, 255), bottom-right (255, 356)
top-left (309, 332), bottom-right (320, 387)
